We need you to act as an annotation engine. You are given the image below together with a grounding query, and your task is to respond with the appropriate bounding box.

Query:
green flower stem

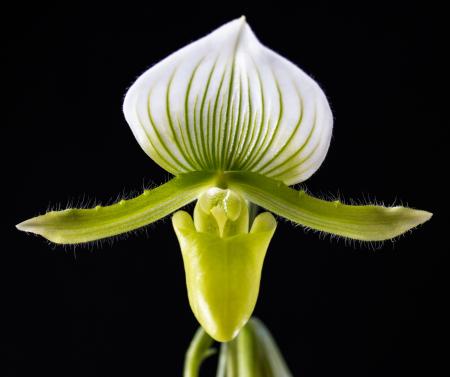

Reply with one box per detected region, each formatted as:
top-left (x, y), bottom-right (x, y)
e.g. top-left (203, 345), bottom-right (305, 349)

top-left (216, 343), bottom-right (228, 377)
top-left (183, 327), bottom-right (216, 377)
top-left (184, 318), bottom-right (293, 377)
top-left (248, 318), bottom-right (293, 376)
top-left (226, 341), bottom-right (238, 377)
top-left (236, 323), bottom-right (259, 377)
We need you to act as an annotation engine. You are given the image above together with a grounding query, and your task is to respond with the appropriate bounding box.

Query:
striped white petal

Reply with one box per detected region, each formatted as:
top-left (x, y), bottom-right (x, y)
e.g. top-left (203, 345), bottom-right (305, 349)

top-left (123, 17), bottom-right (333, 185)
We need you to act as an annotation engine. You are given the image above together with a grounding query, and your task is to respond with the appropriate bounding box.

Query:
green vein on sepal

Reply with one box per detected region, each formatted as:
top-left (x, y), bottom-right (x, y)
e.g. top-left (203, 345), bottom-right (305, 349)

top-left (146, 89), bottom-right (188, 172)
top-left (198, 59), bottom-right (217, 168)
top-left (184, 59), bottom-right (204, 169)
top-left (226, 171), bottom-right (432, 241)
top-left (245, 74), bottom-right (283, 172)
top-left (166, 70), bottom-right (196, 170)
top-left (16, 172), bottom-right (216, 244)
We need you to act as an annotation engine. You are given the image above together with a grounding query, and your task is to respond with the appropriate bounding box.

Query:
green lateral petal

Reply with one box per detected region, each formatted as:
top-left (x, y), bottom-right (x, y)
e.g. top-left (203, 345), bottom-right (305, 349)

top-left (226, 172), bottom-right (432, 241)
top-left (123, 17), bottom-right (332, 185)
top-left (239, 318), bottom-right (294, 377)
top-left (16, 172), bottom-right (215, 244)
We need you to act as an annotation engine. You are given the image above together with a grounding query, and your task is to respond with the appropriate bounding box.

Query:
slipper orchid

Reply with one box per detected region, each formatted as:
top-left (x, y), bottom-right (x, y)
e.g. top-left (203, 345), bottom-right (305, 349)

top-left (16, 17), bottom-right (431, 342)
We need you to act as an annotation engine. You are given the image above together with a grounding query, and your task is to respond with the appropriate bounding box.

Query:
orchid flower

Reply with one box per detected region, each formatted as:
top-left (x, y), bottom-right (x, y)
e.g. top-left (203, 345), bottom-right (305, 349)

top-left (16, 17), bottom-right (431, 343)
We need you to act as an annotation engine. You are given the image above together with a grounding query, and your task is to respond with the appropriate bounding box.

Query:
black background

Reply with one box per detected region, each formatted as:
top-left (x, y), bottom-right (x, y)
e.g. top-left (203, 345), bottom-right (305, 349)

top-left (4, 3), bottom-right (446, 377)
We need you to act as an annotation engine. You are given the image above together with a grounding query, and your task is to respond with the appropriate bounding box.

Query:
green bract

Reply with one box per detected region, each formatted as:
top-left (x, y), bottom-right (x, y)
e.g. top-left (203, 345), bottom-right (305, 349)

top-left (17, 17), bottom-right (431, 342)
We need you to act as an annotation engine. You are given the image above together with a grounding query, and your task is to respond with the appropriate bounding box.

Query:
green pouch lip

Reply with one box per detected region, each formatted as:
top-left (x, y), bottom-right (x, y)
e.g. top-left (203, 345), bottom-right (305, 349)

top-left (173, 190), bottom-right (277, 342)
